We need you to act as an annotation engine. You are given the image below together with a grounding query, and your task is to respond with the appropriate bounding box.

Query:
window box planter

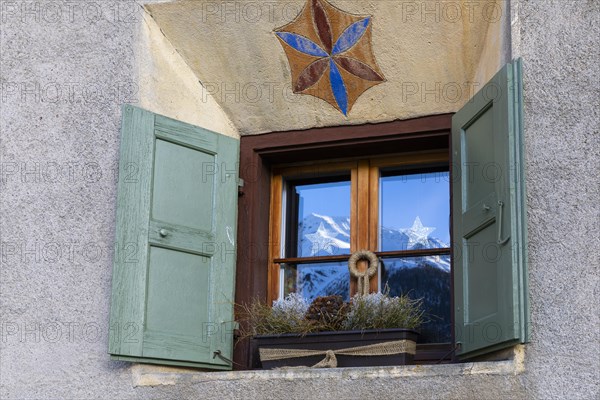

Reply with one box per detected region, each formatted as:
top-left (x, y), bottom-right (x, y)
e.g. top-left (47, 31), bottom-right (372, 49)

top-left (250, 328), bottom-right (419, 369)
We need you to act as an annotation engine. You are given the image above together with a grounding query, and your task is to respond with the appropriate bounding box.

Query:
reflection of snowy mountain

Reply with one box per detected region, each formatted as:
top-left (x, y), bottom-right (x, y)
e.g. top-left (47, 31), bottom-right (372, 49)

top-left (296, 214), bottom-right (352, 302)
top-left (297, 263), bottom-right (349, 302)
top-left (296, 213), bottom-right (450, 305)
top-left (384, 261), bottom-right (451, 343)
top-left (298, 214), bottom-right (351, 257)
top-left (299, 214), bottom-right (448, 260)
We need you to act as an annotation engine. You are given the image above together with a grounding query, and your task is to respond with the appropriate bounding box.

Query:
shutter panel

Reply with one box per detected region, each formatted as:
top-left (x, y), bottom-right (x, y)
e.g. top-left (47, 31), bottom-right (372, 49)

top-left (108, 105), bottom-right (239, 370)
top-left (452, 59), bottom-right (529, 359)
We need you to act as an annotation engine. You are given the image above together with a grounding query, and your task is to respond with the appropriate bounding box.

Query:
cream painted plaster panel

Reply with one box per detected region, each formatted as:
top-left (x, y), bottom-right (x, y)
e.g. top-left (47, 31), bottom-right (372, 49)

top-left (145, 0), bottom-right (505, 134)
top-left (472, 0), bottom-right (509, 86)
top-left (137, 10), bottom-right (239, 138)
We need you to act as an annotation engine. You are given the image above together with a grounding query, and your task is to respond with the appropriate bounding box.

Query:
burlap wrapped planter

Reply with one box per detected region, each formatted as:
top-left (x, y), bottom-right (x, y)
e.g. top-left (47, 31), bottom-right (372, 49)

top-left (250, 329), bottom-right (419, 369)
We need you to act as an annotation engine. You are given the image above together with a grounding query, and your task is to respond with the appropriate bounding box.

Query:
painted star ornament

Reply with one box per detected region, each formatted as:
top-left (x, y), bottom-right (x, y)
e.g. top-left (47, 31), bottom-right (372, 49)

top-left (402, 217), bottom-right (436, 248)
top-left (275, 0), bottom-right (385, 116)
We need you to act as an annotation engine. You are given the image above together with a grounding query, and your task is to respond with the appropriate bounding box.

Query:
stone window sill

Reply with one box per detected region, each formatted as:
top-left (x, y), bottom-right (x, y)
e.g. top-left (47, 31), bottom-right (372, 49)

top-left (130, 345), bottom-right (525, 387)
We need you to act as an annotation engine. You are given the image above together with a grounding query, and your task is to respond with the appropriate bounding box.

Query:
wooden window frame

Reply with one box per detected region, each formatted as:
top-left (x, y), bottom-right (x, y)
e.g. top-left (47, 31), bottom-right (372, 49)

top-left (234, 113), bottom-right (453, 369)
top-left (269, 161), bottom-right (357, 303)
top-left (269, 152), bottom-right (450, 303)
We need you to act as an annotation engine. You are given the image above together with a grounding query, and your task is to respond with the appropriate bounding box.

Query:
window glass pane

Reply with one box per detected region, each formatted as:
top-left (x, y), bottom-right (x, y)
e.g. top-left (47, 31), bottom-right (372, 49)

top-left (283, 262), bottom-right (350, 302)
top-left (286, 179), bottom-right (351, 258)
top-left (379, 170), bottom-right (450, 251)
top-left (381, 256), bottom-right (451, 343)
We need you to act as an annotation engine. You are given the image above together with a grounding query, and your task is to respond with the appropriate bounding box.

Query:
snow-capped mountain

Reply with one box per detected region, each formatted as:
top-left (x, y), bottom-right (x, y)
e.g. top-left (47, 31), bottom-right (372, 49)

top-left (294, 213), bottom-right (452, 342)
top-left (298, 214), bottom-right (448, 260)
top-left (298, 213), bottom-right (351, 257)
top-left (294, 213), bottom-right (450, 302)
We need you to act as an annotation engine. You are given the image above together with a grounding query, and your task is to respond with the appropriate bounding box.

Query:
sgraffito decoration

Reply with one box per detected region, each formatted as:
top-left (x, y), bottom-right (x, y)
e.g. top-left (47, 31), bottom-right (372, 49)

top-left (275, 0), bottom-right (385, 116)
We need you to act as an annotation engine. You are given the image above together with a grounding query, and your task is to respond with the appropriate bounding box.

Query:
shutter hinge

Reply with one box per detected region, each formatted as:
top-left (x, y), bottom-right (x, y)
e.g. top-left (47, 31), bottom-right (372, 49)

top-left (238, 178), bottom-right (245, 196)
top-left (213, 350), bottom-right (233, 365)
top-left (435, 342), bottom-right (461, 364)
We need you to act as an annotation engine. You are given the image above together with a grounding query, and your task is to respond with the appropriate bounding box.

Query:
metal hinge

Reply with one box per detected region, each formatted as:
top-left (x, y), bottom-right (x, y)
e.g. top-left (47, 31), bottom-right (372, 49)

top-left (436, 342), bottom-right (461, 364)
top-left (213, 350), bottom-right (233, 365)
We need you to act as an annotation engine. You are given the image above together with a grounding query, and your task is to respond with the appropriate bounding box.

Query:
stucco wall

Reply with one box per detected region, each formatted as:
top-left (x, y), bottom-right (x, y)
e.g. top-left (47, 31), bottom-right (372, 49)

top-left (0, 0), bottom-right (598, 399)
top-left (511, 0), bottom-right (600, 398)
top-left (0, 1), bottom-right (235, 398)
top-left (0, 1), bottom-right (137, 397)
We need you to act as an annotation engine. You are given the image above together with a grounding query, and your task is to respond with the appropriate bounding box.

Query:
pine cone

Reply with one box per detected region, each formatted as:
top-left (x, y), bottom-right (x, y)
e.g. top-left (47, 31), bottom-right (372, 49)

top-left (305, 295), bottom-right (348, 331)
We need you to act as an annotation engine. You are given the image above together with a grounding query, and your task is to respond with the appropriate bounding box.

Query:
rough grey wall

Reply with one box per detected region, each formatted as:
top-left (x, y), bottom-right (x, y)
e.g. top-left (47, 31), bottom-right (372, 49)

top-left (0, 0), bottom-right (144, 398)
top-left (0, 0), bottom-right (598, 399)
top-left (514, 0), bottom-right (600, 399)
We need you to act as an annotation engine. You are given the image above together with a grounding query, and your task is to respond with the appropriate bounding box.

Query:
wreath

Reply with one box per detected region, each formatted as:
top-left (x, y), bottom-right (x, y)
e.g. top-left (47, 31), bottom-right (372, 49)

top-left (348, 250), bottom-right (378, 295)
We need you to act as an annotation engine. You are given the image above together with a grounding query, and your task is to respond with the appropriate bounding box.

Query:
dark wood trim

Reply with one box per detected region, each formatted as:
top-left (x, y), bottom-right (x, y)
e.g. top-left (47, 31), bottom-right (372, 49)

top-left (242, 114), bottom-right (452, 165)
top-left (414, 343), bottom-right (453, 364)
top-left (376, 248), bottom-right (451, 259)
top-left (448, 120), bottom-right (457, 363)
top-left (274, 255), bottom-right (352, 264)
top-left (234, 114), bottom-right (453, 370)
top-left (245, 114), bottom-right (451, 151)
top-left (274, 248), bottom-right (450, 265)
top-left (234, 136), bottom-right (272, 370)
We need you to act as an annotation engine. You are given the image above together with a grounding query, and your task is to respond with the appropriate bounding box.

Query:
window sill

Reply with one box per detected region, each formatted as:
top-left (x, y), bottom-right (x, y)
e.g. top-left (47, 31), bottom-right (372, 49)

top-left (130, 345), bottom-right (525, 387)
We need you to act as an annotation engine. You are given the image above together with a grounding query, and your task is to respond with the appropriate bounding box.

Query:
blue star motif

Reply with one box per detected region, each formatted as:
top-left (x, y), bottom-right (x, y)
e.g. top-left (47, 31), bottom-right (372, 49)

top-left (275, 2), bottom-right (383, 117)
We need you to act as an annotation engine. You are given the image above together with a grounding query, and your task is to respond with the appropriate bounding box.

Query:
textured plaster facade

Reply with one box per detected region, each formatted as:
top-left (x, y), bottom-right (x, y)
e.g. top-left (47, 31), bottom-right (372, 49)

top-left (0, 1), bottom-right (598, 399)
top-left (146, 0), bottom-right (508, 134)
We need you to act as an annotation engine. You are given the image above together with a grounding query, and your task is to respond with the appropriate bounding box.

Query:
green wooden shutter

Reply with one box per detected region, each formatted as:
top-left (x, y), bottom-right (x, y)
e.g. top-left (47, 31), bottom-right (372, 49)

top-left (108, 105), bottom-right (239, 370)
top-left (452, 59), bottom-right (529, 359)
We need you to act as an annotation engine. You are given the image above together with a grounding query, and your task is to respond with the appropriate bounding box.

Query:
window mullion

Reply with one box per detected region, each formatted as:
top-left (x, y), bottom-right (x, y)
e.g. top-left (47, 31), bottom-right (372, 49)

top-left (350, 160), bottom-right (376, 296)
top-left (356, 160), bottom-right (370, 250)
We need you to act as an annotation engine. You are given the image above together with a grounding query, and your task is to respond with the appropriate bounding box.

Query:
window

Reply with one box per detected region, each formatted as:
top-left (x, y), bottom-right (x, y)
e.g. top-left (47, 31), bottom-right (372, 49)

top-left (279, 174), bottom-right (352, 301)
top-left (109, 59), bottom-right (528, 371)
top-left (268, 154), bottom-right (452, 344)
top-left (237, 59), bottom-right (528, 367)
top-left (378, 166), bottom-right (451, 344)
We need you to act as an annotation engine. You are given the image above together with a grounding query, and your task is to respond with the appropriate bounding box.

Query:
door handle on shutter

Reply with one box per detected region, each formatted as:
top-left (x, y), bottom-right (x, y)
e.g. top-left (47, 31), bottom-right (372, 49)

top-left (497, 201), bottom-right (510, 246)
top-left (159, 229), bottom-right (169, 238)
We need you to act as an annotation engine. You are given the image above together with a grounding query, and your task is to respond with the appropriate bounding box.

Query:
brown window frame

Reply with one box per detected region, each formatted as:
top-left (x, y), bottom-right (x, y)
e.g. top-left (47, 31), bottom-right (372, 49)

top-left (234, 113), bottom-right (454, 369)
top-left (269, 152), bottom-right (450, 303)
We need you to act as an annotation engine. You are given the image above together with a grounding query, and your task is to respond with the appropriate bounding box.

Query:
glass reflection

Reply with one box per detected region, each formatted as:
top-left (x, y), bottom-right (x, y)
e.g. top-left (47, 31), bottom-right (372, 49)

top-left (287, 179), bottom-right (351, 258)
top-left (381, 256), bottom-right (451, 343)
top-left (283, 262), bottom-right (350, 302)
top-left (379, 170), bottom-right (450, 251)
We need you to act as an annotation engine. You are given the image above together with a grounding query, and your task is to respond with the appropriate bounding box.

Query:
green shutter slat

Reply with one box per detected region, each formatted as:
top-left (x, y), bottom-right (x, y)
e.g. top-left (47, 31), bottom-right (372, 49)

top-left (452, 59), bottom-right (528, 359)
top-left (512, 59), bottom-right (530, 345)
top-left (154, 114), bottom-right (219, 153)
top-left (108, 105), bottom-right (239, 370)
top-left (109, 105), bottom-right (154, 358)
